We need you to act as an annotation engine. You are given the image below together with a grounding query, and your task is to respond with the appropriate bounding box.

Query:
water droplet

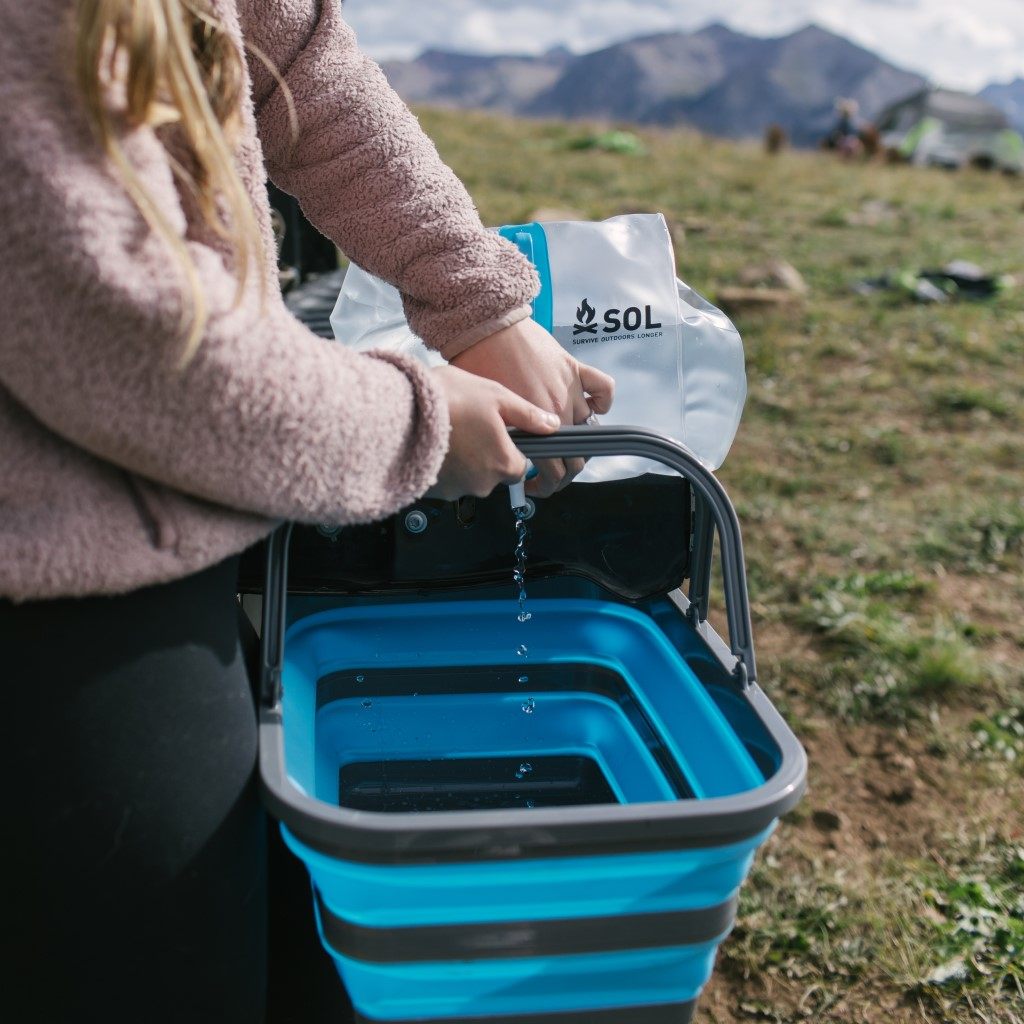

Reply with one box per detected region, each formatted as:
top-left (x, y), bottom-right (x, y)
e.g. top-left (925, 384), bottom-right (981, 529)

top-left (525, 799), bottom-right (535, 809)
top-left (361, 699), bottom-right (372, 709)
top-left (517, 675), bottom-right (529, 684)
top-left (517, 644), bottom-right (528, 657)
top-left (519, 762), bottom-right (532, 774)
top-left (355, 674), bottom-right (365, 683)
top-left (513, 516), bottom-right (531, 624)
top-left (521, 698), bottom-right (535, 714)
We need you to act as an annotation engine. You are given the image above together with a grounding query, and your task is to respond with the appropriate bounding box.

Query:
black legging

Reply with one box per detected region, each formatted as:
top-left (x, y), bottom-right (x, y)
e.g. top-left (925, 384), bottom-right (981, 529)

top-left (1, 555), bottom-right (351, 1022)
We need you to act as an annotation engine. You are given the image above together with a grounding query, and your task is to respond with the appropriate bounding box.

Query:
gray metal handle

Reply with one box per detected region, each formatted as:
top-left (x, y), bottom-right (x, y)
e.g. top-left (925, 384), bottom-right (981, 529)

top-left (512, 425), bottom-right (756, 686)
top-left (259, 425), bottom-right (757, 705)
top-left (260, 521), bottom-right (294, 707)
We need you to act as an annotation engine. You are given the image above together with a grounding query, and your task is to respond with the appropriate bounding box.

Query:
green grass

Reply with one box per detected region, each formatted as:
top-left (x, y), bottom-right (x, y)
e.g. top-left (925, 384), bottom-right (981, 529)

top-left (718, 836), bottom-right (1024, 1022)
top-left (781, 570), bottom-right (994, 722)
top-left (416, 107), bottom-right (1024, 1023)
top-left (906, 842), bottom-right (1024, 1010)
top-left (917, 503), bottom-right (1024, 573)
top-left (969, 704), bottom-right (1024, 768)
top-left (930, 385), bottom-right (1013, 420)
top-left (797, 574), bottom-right (985, 721)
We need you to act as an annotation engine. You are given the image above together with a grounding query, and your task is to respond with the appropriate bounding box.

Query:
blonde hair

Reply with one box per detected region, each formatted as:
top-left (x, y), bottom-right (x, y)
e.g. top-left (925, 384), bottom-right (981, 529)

top-left (75, 0), bottom-right (263, 363)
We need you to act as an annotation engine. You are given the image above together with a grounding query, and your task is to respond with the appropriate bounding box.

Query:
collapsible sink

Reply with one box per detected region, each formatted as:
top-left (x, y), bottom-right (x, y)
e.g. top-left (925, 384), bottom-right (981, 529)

top-left (256, 427), bottom-right (806, 1024)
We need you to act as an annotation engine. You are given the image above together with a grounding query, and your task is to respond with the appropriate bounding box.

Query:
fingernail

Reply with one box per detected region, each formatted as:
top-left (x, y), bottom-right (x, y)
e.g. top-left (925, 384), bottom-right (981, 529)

top-left (544, 412), bottom-right (560, 429)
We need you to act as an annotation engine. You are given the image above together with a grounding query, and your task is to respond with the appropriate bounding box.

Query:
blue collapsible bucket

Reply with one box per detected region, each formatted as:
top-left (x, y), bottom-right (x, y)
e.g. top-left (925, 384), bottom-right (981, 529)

top-left (256, 427), bottom-right (806, 1024)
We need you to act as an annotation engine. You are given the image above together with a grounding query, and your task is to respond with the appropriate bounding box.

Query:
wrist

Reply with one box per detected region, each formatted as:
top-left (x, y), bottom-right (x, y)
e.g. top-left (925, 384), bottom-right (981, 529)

top-left (442, 307), bottom-right (534, 363)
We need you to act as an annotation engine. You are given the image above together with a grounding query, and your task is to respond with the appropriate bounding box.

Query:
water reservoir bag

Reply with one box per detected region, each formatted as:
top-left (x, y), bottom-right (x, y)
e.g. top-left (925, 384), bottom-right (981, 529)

top-left (330, 213), bottom-right (746, 477)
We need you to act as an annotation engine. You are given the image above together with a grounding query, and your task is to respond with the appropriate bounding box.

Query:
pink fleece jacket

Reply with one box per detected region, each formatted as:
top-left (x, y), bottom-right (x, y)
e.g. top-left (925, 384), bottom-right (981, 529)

top-left (0, 0), bottom-right (538, 601)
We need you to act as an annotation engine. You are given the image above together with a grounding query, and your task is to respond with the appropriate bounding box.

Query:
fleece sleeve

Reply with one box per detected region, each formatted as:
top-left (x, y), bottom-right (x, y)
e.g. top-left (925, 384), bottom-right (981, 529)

top-left (238, 0), bottom-right (539, 359)
top-left (0, 16), bottom-right (449, 527)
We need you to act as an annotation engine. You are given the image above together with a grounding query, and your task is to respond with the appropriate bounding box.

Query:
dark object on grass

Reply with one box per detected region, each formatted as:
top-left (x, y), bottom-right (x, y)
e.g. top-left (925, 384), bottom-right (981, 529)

top-left (860, 123), bottom-right (882, 158)
top-left (930, 259), bottom-right (1010, 298)
top-left (764, 123), bottom-right (788, 154)
top-left (853, 261), bottom-right (1015, 302)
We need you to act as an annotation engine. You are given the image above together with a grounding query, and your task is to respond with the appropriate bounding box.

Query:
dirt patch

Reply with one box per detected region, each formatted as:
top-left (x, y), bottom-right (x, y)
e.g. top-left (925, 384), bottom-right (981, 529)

top-left (797, 720), bottom-right (950, 858)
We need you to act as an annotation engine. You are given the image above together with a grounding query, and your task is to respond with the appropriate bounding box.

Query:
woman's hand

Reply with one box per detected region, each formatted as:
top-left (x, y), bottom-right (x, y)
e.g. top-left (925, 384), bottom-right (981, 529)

top-left (450, 318), bottom-right (614, 497)
top-left (427, 365), bottom-right (561, 501)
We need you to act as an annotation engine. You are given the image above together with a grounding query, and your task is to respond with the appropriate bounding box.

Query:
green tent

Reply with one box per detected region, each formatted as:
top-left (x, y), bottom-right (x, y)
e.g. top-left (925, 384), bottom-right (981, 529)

top-left (878, 87), bottom-right (1023, 172)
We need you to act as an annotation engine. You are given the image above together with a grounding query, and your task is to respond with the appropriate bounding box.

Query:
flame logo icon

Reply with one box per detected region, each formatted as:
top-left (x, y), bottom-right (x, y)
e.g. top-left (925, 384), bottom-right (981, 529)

top-left (573, 298), bottom-right (598, 335)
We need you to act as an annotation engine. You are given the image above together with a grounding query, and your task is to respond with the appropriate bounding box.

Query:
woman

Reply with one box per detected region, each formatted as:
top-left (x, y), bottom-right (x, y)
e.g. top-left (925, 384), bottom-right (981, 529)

top-left (0, 1), bottom-right (613, 1019)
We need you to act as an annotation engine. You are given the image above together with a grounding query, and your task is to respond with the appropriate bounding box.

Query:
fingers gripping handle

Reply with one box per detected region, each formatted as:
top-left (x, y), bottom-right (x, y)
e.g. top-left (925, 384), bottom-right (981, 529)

top-left (259, 427), bottom-right (756, 708)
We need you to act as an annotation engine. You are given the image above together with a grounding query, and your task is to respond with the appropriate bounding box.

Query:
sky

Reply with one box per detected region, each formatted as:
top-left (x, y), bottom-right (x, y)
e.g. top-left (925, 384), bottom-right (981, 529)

top-left (341, 0), bottom-right (1024, 92)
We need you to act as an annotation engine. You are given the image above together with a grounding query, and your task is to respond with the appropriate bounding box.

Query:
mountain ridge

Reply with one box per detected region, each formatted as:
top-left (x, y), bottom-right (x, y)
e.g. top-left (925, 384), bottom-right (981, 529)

top-left (381, 23), bottom-right (928, 145)
top-left (980, 78), bottom-right (1024, 133)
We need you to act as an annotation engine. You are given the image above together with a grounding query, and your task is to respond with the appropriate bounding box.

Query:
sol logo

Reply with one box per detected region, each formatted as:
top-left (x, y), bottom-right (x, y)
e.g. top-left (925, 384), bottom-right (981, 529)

top-left (573, 297), bottom-right (662, 337)
top-left (573, 298), bottom-right (598, 335)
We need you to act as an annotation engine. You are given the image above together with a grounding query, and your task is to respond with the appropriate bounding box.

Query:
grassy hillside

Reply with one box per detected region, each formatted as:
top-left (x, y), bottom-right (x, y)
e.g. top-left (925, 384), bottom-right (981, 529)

top-left (421, 108), bottom-right (1024, 1024)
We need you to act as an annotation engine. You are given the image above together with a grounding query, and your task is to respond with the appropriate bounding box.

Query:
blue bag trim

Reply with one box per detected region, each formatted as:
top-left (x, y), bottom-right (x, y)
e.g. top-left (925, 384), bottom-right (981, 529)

top-left (499, 222), bottom-right (553, 332)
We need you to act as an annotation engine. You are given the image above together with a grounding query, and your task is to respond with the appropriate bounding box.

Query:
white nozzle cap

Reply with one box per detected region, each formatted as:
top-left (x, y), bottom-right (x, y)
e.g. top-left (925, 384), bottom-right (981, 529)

top-left (509, 477), bottom-right (527, 510)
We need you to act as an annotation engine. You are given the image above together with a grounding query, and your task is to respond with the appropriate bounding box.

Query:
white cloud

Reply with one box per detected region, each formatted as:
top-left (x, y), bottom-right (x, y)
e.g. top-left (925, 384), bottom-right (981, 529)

top-left (341, 0), bottom-right (1024, 90)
